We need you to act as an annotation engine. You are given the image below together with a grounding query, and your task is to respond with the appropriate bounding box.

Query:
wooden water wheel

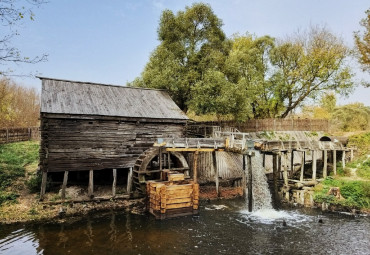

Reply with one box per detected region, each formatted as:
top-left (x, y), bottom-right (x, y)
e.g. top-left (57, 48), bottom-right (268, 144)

top-left (132, 147), bottom-right (189, 195)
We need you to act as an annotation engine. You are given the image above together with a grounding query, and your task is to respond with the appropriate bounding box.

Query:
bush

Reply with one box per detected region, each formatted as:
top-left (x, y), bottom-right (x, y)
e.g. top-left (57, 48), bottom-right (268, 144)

top-left (26, 171), bottom-right (42, 193)
top-left (0, 191), bottom-right (18, 205)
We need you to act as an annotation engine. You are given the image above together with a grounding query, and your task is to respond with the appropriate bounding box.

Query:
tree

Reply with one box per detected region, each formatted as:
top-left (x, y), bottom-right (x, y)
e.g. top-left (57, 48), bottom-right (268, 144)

top-left (0, 0), bottom-right (47, 76)
top-left (354, 8), bottom-right (370, 79)
top-left (0, 78), bottom-right (40, 127)
top-left (332, 103), bottom-right (370, 131)
top-left (270, 26), bottom-right (354, 118)
top-left (131, 3), bottom-right (228, 112)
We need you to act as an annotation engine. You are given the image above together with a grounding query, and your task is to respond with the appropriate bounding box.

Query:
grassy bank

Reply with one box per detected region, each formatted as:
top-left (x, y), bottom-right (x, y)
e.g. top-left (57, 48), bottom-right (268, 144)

top-left (0, 141), bottom-right (39, 205)
top-left (314, 132), bottom-right (370, 211)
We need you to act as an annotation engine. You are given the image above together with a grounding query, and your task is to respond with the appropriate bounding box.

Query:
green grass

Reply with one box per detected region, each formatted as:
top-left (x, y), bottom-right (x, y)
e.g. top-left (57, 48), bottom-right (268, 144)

top-left (314, 178), bottom-right (370, 209)
top-left (0, 141), bottom-right (39, 205)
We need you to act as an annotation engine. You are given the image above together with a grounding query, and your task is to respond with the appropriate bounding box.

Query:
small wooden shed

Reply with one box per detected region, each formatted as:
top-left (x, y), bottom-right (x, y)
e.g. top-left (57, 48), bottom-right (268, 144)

top-left (39, 77), bottom-right (188, 198)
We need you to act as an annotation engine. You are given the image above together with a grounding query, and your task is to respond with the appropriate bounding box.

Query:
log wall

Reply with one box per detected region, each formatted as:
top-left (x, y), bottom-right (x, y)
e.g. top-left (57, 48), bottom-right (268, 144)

top-left (40, 114), bottom-right (185, 172)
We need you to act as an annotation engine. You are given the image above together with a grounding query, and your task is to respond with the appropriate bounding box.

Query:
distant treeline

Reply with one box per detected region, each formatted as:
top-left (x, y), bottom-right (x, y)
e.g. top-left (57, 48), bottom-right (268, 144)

top-left (0, 78), bottom-right (40, 128)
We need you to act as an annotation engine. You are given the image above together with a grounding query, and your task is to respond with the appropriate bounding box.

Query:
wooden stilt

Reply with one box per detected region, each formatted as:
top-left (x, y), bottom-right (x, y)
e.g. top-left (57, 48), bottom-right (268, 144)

top-left (272, 153), bottom-right (279, 207)
top-left (242, 154), bottom-right (246, 199)
top-left (312, 150), bottom-right (317, 181)
top-left (350, 149), bottom-right (354, 161)
top-left (88, 170), bottom-right (94, 198)
top-left (40, 171), bottom-right (47, 201)
top-left (290, 150), bottom-right (294, 173)
top-left (247, 155), bottom-right (253, 212)
top-left (262, 153), bottom-right (265, 168)
top-left (61, 171), bottom-right (69, 200)
top-left (167, 152), bottom-right (171, 169)
top-left (283, 152), bottom-right (288, 187)
top-left (127, 167), bottom-right (133, 196)
top-left (300, 151), bottom-right (305, 182)
top-left (193, 151), bottom-right (199, 184)
top-left (112, 168), bottom-right (117, 198)
top-left (333, 150), bottom-right (337, 175)
top-left (342, 150), bottom-right (346, 169)
top-left (323, 150), bottom-right (328, 179)
top-left (159, 147), bottom-right (162, 170)
top-left (212, 151), bottom-right (219, 197)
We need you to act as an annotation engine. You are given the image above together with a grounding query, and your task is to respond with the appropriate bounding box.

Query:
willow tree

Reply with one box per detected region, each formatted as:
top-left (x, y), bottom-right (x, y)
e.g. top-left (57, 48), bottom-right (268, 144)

top-left (131, 3), bottom-right (228, 112)
top-left (270, 26), bottom-right (354, 118)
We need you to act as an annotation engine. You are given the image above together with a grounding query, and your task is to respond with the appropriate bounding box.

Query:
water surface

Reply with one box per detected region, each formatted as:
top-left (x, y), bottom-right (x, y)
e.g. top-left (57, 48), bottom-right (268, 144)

top-left (1, 200), bottom-right (369, 255)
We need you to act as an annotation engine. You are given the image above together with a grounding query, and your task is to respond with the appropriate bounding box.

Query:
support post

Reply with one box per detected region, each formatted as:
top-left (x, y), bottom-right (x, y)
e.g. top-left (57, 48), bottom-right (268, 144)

top-left (6, 128), bottom-right (9, 143)
top-left (193, 151), bottom-right (199, 184)
top-left (88, 170), bottom-right (94, 199)
top-left (242, 154), bottom-right (247, 199)
top-left (112, 168), bottom-right (117, 198)
top-left (300, 151), bottom-right (305, 182)
top-left (323, 150), bottom-right (328, 179)
top-left (342, 150), bottom-right (346, 169)
top-left (159, 147), bottom-right (162, 171)
top-left (312, 150), bottom-right (317, 181)
top-left (247, 155), bottom-right (253, 212)
top-left (333, 150), bottom-right (337, 176)
top-left (283, 152), bottom-right (288, 187)
top-left (40, 171), bottom-right (47, 201)
top-left (262, 153), bottom-right (265, 168)
top-left (350, 149), bottom-right (354, 161)
top-left (212, 151), bottom-right (219, 197)
top-left (61, 171), bottom-right (69, 200)
top-left (167, 152), bottom-right (171, 170)
top-left (290, 150), bottom-right (294, 173)
top-left (272, 153), bottom-right (280, 207)
top-left (127, 167), bottom-right (133, 196)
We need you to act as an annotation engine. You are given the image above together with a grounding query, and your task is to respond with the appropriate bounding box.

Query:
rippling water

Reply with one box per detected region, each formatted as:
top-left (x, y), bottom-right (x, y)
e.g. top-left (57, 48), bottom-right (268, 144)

top-left (0, 200), bottom-right (369, 255)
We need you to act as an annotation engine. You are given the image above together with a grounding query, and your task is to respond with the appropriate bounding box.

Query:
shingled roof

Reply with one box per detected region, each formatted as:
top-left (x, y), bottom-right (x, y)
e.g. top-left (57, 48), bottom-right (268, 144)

top-left (39, 77), bottom-right (188, 120)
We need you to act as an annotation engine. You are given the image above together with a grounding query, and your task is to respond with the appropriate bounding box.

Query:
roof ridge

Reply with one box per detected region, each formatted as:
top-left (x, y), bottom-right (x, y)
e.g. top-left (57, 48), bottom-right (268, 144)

top-left (36, 76), bottom-right (166, 91)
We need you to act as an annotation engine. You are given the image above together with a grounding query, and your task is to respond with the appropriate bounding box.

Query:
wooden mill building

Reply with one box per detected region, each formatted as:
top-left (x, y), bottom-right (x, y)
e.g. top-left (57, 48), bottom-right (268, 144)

top-left (39, 77), bottom-right (188, 198)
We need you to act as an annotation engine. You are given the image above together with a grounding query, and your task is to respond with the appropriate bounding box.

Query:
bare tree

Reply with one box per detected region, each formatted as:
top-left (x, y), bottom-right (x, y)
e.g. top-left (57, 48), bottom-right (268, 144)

top-left (0, 0), bottom-right (47, 76)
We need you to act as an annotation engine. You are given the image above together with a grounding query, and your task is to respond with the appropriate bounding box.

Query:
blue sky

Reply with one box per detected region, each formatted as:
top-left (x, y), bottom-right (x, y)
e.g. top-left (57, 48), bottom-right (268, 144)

top-left (7, 0), bottom-right (370, 105)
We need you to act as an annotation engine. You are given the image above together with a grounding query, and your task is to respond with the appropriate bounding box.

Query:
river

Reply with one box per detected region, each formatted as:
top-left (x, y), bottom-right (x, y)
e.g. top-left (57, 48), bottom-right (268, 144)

top-left (0, 200), bottom-right (369, 255)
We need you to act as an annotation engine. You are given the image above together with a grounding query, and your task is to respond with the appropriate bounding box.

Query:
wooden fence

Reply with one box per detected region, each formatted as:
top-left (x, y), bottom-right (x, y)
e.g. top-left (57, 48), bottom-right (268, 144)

top-left (186, 119), bottom-right (329, 137)
top-left (0, 127), bottom-right (40, 144)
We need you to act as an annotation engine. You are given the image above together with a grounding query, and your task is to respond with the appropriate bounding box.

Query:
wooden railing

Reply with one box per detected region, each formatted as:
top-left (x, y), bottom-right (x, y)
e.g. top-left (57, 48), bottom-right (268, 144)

top-left (0, 127), bottom-right (40, 144)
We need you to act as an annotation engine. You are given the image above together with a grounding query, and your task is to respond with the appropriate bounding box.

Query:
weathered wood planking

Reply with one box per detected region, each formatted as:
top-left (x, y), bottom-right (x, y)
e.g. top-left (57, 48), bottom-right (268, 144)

top-left (147, 180), bottom-right (199, 219)
top-left (40, 114), bottom-right (185, 172)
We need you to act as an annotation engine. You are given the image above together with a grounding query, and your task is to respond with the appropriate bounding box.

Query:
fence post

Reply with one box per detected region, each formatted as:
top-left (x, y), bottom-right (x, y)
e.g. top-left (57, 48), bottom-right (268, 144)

top-left (6, 128), bottom-right (9, 143)
top-left (28, 128), bottom-right (31, 141)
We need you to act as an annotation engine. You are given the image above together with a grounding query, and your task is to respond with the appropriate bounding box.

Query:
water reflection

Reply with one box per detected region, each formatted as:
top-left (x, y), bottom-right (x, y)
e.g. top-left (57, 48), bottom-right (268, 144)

top-left (0, 200), bottom-right (369, 255)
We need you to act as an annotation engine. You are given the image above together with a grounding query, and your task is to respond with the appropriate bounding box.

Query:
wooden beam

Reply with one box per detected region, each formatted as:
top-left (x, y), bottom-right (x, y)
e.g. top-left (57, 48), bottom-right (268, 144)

top-left (323, 150), bottom-right (328, 179)
top-left (40, 171), bottom-right (47, 201)
top-left (127, 167), bottom-right (133, 197)
top-left (61, 171), bottom-right (69, 200)
top-left (193, 151), bottom-right (199, 184)
top-left (350, 149), bottom-right (354, 161)
top-left (333, 150), bottom-right (337, 176)
top-left (300, 151), bottom-right (305, 182)
top-left (283, 152), bottom-right (288, 187)
top-left (262, 153), bottom-right (265, 168)
top-left (290, 150), bottom-right (294, 173)
top-left (272, 154), bottom-right (279, 207)
top-left (112, 168), bottom-right (117, 198)
top-left (166, 148), bottom-right (221, 152)
top-left (312, 150), bottom-right (317, 181)
top-left (212, 151), bottom-right (219, 197)
top-left (88, 170), bottom-right (94, 199)
top-left (159, 147), bottom-right (162, 170)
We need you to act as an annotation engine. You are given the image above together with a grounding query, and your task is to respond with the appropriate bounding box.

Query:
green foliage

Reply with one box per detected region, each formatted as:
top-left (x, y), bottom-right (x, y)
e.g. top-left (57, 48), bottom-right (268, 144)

top-left (132, 4), bottom-right (354, 121)
top-left (354, 8), bottom-right (370, 80)
top-left (130, 3), bottom-right (228, 112)
top-left (332, 103), bottom-right (370, 131)
top-left (0, 191), bottom-right (18, 205)
top-left (0, 141), bottom-right (39, 204)
top-left (357, 160), bottom-right (370, 179)
top-left (314, 178), bottom-right (370, 209)
top-left (348, 132), bottom-right (370, 154)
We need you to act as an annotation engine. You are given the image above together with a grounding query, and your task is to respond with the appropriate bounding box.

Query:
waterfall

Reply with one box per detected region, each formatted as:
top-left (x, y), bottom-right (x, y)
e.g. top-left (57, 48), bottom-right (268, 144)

top-left (246, 150), bottom-right (272, 211)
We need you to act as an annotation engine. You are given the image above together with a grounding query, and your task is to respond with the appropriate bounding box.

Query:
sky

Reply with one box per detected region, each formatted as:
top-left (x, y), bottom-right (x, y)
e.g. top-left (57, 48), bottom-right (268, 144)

top-left (5, 0), bottom-right (370, 106)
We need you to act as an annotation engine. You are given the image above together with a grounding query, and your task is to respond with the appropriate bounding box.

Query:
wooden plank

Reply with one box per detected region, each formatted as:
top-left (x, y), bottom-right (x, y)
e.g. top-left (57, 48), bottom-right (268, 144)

top-left (166, 148), bottom-right (218, 152)
top-left (166, 202), bottom-right (193, 209)
top-left (61, 171), bottom-right (69, 200)
top-left (166, 197), bottom-right (192, 204)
